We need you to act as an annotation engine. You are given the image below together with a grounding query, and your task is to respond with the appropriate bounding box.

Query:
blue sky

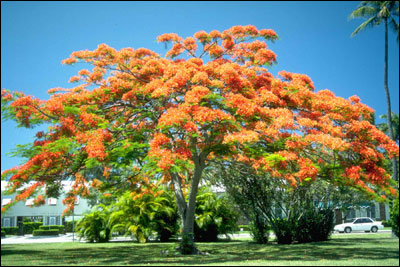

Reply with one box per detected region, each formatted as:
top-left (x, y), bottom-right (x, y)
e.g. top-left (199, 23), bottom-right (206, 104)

top-left (1, 1), bottom-right (399, 172)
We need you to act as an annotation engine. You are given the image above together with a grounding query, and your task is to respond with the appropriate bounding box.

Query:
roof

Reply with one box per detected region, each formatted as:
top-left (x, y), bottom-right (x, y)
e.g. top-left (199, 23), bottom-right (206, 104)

top-left (1, 180), bottom-right (75, 193)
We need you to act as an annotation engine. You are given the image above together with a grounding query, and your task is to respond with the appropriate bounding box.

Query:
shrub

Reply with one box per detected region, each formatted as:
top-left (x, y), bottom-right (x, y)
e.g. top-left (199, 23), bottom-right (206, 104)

top-left (310, 209), bottom-right (334, 242)
top-left (194, 188), bottom-right (239, 242)
top-left (271, 207), bottom-right (334, 244)
top-left (1, 230), bottom-right (6, 237)
top-left (22, 222), bottom-right (43, 234)
top-left (390, 197), bottom-right (399, 237)
top-left (111, 188), bottom-right (179, 243)
top-left (32, 229), bottom-right (59, 236)
top-left (272, 218), bottom-right (294, 244)
top-left (76, 206), bottom-right (113, 243)
top-left (249, 215), bottom-right (269, 244)
top-left (152, 192), bottom-right (180, 242)
top-left (1, 227), bottom-right (19, 235)
top-left (39, 225), bottom-right (65, 234)
top-left (295, 208), bottom-right (334, 243)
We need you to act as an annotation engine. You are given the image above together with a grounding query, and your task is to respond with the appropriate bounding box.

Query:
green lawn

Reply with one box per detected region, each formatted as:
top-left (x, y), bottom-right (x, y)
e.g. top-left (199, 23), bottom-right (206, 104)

top-left (1, 233), bottom-right (398, 266)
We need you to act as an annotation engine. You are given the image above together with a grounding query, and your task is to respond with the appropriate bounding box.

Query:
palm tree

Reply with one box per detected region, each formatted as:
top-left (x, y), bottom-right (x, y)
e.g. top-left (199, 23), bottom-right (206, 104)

top-left (349, 1), bottom-right (399, 181)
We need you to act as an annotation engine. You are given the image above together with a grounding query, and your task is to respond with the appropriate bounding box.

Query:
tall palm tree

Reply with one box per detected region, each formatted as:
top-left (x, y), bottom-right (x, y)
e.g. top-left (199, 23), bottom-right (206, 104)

top-left (349, 1), bottom-right (399, 181)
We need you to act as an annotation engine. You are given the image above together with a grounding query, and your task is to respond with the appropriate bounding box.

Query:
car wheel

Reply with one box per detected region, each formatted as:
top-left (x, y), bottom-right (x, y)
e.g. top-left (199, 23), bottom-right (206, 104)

top-left (344, 227), bottom-right (352, 233)
top-left (371, 226), bottom-right (378, 233)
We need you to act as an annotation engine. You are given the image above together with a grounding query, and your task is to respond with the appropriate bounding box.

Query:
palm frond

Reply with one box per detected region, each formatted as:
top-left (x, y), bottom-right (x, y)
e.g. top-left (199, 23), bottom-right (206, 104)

top-left (351, 16), bottom-right (379, 37)
top-left (349, 6), bottom-right (379, 19)
top-left (360, 1), bottom-right (383, 9)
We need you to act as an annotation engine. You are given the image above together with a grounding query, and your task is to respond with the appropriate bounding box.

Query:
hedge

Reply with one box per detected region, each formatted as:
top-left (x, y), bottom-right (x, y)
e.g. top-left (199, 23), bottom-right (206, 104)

top-left (39, 225), bottom-right (64, 234)
top-left (1, 230), bottom-right (5, 237)
top-left (32, 229), bottom-right (59, 236)
top-left (1, 227), bottom-right (19, 235)
top-left (22, 222), bottom-right (43, 234)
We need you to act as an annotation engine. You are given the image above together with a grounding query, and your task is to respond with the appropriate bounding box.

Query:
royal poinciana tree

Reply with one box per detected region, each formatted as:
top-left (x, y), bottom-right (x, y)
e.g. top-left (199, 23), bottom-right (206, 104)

top-left (1, 25), bottom-right (399, 253)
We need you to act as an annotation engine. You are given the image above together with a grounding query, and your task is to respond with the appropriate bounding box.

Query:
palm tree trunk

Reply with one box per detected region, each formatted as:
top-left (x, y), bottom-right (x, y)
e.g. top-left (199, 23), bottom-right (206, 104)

top-left (384, 18), bottom-right (398, 182)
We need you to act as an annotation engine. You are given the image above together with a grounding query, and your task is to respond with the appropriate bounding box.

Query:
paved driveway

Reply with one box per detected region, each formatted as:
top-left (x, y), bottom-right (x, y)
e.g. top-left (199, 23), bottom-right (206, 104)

top-left (1, 233), bottom-right (136, 244)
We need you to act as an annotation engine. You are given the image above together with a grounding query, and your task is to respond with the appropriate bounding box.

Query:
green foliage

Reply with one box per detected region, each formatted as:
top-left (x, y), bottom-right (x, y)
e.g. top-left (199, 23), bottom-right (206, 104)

top-left (390, 196), bottom-right (399, 237)
top-left (178, 233), bottom-right (197, 255)
top-left (152, 190), bottom-right (180, 242)
top-left (194, 187), bottom-right (239, 242)
top-left (206, 161), bottom-right (342, 245)
top-left (39, 225), bottom-right (64, 234)
top-left (32, 229), bottom-right (59, 236)
top-left (293, 208), bottom-right (334, 243)
top-left (249, 215), bottom-right (269, 244)
top-left (272, 218), bottom-right (294, 244)
top-left (377, 112), bottom-right (399, 143)
top-left (64, 220), bottom-right (78, 233)
top-left (1, 230), bottom-right (5, 237)
top-left (111, 187), bottom-right (179, 243)
top-left (1, 227), bottom-right (19, 235)
top-left (76, 205), bottom-right (114, 243)
top-left (22, 222), bottom-right (43, 234)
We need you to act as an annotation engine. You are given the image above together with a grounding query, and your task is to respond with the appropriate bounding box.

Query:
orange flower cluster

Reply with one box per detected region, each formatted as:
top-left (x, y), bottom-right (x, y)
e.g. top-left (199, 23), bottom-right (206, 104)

top-left (185, 86), bottom-right (210, 104)
top-left (76, 129), bottom-right (112, 161)
top-left (15, 182), bottom-right (44, 202)
top-left (33, 194), bottom-right (46, 206)
top-left (295, 158), bottom-right (319, 182)
top-left (226, 93), bottom-right (257, 117)
top-left (223, 129), bottom-right (259, 144)
top-left (158, 107), bottom-right (191, 127)
top-left (79, 112), bottom-right (104, 128)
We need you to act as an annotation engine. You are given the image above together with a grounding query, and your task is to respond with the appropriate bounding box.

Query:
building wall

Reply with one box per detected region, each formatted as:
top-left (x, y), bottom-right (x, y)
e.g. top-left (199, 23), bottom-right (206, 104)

top-left (1, 190), bottom-right (91, 227)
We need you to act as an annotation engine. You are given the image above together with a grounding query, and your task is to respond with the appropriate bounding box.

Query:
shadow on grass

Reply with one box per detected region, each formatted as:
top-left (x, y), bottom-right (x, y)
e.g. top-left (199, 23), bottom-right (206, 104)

top-left (1, 248), bottom-right (44, 257)
top-left (1, 235), bottom-right (398, 265)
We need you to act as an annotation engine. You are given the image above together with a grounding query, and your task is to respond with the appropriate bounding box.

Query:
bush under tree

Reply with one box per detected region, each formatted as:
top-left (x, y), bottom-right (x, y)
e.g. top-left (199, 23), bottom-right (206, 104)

top-left (390, 196), bottom-right (399, 237)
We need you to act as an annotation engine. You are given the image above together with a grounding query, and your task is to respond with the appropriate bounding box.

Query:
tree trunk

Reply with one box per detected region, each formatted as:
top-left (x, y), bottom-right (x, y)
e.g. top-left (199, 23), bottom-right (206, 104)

top-left (384, 19), bottom-right (398, 182)
top-left (171, 153), bottom-right (205, 254)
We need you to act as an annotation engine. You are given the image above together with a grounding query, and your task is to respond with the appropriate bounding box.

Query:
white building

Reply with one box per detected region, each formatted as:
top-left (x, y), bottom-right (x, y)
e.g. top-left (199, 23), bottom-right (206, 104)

top-left (1, 181), bottom-right (91, 229)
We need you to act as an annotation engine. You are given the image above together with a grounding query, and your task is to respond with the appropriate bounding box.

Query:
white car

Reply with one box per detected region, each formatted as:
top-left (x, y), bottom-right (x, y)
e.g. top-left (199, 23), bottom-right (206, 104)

top-left (334, 217), bottom-right (384, 233)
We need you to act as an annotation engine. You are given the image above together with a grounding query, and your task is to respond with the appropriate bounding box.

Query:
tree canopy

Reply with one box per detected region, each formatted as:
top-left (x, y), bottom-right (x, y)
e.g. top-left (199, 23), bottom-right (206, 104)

top-left (1, 26), bottom-right (398, 243)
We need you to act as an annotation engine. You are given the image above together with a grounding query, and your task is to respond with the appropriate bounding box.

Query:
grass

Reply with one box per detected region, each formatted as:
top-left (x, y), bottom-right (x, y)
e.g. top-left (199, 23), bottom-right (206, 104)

top-left (1, 233), bottom-right (398, 266)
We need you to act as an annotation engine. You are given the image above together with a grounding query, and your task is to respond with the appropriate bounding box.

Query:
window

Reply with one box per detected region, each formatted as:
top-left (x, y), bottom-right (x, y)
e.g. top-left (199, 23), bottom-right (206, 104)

top-left (3, 218), bottom-right (10, 227)
top-left (364, 218), bottom-right (373, 223)
top-left (354, 219), bottom-right (363, 224)
top-left (48, 198), bottom-right (57, 206)
top-left (49, 217), bottom-right (56, 225)
top-left (1, 198), bottom-right (11, 206)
